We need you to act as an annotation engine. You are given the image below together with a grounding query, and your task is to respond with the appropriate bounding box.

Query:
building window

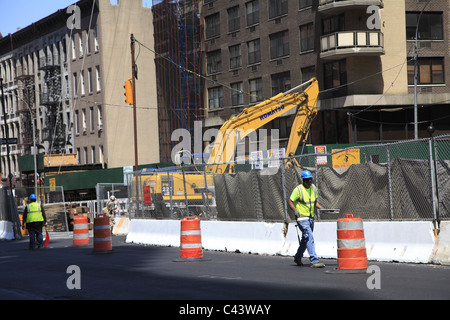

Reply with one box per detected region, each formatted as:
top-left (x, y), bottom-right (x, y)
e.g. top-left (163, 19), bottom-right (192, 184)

top-left (82, 108), bottom-right (87, 133)
top-left (246, 0), bottom-right (259, 26)
top-left (231, 82), bottom-right (243, 106)
top-left (91, 146), bottom-right (96, 164)
top-left (270, 30), bottom-right (289, 59)
top-left (406, 12), bottom-right (443, 41)
top-left (75, 110), bottom-right (80, 134)
top-left (208, 86), bottom-right (223, 110)
top-left (247, 39), bottom-right (261, 65)
top-left (90, 106), bottom-right (95, 131)
top-left (322, 14), bottom-right (345, 35)
top-left (97, 105), bottom-right (103, 129)
top-left (300, 23), bottom-right (314, 52)
top-left (205, 13), bottom-right (220, 39)
top-left (80, 70), bottom-right (85, 96)
top-left (87, 30), bottom-right (91, 54)
top-left (301, 66), bottom-right (315, 83)
top-left (94, 25), bottom-right (99, 51)
top-left (323, 59), bottom-right (347, 90)
top-left (79, 32), bottom-right (84, 58)
top-left (73, 73), bottom-right (78, 96)
top-left (249, 78), bottom-right (262, 103)
top-left (228, 6), bottom-right (240, 33)
top-left (207, 50), bottom-right (222, 74)
top-left (299, 0), bottom-right (312, 10)
top-left (96, 66), bottom-right (101, 91)
top-left (84, 147), bottom-right (88, 164)
top-left (269, 0), bottom-right (288, 19)
top-left (99, 145), bottom-right (104, 165)
top-left (271, 71), bottom-right (291, 96)
top-left (72, 36), bottom-right (76, 60)
top-left (77, 148), bottom-right (81, 164)
top-left (229, 44), bottom-right (241, 70)
top-left (407, 57), bottom-right (444, 85)
top-left (88, 68), bottom-right (93, 93)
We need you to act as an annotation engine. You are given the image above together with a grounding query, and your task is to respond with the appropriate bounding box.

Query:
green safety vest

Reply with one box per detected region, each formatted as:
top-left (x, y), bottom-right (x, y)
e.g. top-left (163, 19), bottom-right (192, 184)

top-left (291, 184), bottom-right (318, 217)
top-left (26, 202), bottom-right (44, 223)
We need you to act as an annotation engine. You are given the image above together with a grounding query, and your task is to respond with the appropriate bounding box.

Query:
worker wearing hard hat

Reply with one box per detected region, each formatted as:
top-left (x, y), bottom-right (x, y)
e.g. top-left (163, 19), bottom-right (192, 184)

top-left (102, 195), bottom-right (116, 234)
top-left (22, 194), bottom-right (47, 250)
top-left (288, 170), bottom-right (325, 268)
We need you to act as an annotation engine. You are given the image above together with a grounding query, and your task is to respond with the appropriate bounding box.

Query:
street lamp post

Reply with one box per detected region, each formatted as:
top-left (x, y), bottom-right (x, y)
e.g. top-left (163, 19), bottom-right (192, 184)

top-left (413, 0), bottom-right (432, 140)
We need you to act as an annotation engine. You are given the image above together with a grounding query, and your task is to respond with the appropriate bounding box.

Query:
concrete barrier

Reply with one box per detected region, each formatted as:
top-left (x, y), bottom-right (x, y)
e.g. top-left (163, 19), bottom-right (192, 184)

top-left (125, 219), bottom-right (438, 264)
top-left (112, 217), bottom-right (129, 236)
top-left (432, 221), bottom-right (450, 266)
top-left (364, 221), bottom-right (436, 263)
top-left (0, 221), bottom-right (14, 240)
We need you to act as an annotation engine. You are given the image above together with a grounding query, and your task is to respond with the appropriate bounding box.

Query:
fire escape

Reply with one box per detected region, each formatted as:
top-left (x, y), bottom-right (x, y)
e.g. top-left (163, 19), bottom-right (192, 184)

top-left (16, 65), bottom-right (36, 155)
top-left (39, 56), bottom-right (65, 154)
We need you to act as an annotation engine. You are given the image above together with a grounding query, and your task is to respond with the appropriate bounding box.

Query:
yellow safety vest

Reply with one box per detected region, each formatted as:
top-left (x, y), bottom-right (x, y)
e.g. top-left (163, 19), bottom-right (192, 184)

top-left (292, 184), bottom-right (318, 217)
top-left (26, 202), bottom-right (44, 223)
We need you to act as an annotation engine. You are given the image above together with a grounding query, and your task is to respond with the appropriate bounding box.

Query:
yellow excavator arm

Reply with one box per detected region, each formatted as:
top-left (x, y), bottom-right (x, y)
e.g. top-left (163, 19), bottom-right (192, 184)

top-left (206, 78), bottom-right (319, 172)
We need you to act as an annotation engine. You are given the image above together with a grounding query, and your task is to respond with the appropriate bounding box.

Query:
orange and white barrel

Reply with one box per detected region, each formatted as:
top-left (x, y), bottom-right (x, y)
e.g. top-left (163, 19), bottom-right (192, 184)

top-left (93, 214), bottom-right (112, 252)
top-left (180, 216), bottom-right (203, 259)
top-left (73, 215), bottom-right (89, 246)
top-left (337, 214), bottom-right (368, 270)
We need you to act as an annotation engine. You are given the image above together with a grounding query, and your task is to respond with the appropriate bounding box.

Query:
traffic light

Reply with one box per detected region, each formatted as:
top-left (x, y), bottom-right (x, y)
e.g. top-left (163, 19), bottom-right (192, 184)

top-left (124, 79), bottom-right (134, 105)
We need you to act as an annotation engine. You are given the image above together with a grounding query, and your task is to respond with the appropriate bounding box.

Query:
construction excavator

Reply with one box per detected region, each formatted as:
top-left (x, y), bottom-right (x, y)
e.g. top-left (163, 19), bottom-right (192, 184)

top-left (133, 78), bottom-right (319, 218)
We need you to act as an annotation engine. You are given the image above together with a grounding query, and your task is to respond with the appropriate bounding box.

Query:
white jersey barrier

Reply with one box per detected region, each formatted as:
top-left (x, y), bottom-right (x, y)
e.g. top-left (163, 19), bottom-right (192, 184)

top-left (126, 219), bottom-right (438, 264)
top-left (0, 221), bottom-right (14, 240)
top-left (432, 221), bottom-right (450, 266)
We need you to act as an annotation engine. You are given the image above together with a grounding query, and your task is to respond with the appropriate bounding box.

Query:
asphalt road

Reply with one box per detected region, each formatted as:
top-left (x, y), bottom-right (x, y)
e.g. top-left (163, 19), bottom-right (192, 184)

top-left (1, 232), bottom-right (449, 306)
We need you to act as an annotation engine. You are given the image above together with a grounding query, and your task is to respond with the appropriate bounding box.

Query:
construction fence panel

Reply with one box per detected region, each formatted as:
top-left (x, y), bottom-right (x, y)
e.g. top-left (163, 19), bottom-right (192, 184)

top-left (127, 134), bottom-right (450, 222)
top-left (96, 183), bottom-right (129, 217)
top-left (435, 135), bottom-right (450, 220)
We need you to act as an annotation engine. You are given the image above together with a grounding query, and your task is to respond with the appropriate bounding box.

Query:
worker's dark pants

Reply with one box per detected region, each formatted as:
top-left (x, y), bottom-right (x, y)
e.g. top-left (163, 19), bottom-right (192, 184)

top-left (27, 222), bottom-right (44, 249)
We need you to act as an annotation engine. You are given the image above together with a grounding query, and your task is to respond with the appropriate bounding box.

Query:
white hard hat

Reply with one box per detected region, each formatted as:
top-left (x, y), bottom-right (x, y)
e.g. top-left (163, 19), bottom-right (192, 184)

top-left (110, 195), bottom-right (116, 201)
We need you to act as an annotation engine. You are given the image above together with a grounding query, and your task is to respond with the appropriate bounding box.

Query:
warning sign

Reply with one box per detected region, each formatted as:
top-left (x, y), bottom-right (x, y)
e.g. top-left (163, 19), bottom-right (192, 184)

top-left (143, 186), bottom-right (152, 205)
top-left (332, 149), bottom-right (360, 168)
top-left (49, 178), bottom-right (56, 192)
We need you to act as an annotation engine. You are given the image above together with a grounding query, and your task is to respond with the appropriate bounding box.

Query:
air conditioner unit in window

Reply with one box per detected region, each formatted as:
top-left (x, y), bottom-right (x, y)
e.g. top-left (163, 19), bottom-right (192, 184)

top-left (97, 123), bottom-right (103, 131)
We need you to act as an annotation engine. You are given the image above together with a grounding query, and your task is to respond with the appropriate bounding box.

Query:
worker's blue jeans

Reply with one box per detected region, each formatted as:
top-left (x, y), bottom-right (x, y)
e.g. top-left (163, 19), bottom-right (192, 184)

top-left (27, 222), bottom-right (44, 249)
top-left (295, 217), bottom-right (319, 264)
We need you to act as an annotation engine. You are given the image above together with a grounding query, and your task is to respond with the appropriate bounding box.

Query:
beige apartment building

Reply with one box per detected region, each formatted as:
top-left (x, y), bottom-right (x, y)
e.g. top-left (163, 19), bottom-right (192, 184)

top-left (202, 0), bottom-right (450, 145)
top-left (0, 0), bottom-right (159, 185)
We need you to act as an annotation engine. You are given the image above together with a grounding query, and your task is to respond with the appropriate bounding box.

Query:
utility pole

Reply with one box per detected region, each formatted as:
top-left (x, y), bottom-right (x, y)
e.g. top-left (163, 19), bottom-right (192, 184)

top-left (413, 0), bottom-right (432, 140)
top-left (130, 34), bottom-right (138, 172)
top-left (130, 34), bottom-right (141, 213)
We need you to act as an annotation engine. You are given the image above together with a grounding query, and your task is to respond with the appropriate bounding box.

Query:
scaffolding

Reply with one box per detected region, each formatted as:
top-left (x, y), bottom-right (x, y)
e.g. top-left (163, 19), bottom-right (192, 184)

top-left (152, 0), bottom-right (204, 162)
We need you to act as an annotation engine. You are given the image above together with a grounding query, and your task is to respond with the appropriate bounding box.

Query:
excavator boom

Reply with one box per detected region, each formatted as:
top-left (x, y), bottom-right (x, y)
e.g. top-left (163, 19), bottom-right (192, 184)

top-left (207, 78), bottom-right (319, 172)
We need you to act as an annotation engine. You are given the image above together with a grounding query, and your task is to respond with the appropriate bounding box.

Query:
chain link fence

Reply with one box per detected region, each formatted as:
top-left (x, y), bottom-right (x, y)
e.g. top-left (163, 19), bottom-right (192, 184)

top-left (127, 135), bottom-right (450, 224)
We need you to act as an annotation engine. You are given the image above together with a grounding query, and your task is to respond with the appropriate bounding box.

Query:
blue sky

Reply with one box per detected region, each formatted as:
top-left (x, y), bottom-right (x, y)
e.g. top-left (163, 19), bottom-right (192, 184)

top-left (0, 0), bottom-right (77, 36)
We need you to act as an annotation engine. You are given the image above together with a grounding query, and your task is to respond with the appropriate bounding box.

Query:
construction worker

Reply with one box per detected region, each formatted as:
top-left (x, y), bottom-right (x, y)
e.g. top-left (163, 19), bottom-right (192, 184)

top-left (22, 194), bottom-right (47, 250)
top-left (102, 195), bottom-right (116, 234)
top-left (288, 170), bottom-right (325, 268)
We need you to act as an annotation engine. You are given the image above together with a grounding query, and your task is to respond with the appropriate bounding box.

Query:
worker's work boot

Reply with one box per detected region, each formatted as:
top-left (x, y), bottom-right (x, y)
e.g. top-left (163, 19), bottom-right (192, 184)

top-left (310, 262), bottom-right (325, 268)
top-left (294, 259), bottom-right (303, 266)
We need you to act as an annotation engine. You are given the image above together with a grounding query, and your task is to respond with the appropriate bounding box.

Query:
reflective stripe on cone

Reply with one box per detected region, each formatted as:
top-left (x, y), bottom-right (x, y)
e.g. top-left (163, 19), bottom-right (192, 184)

top-left (73, 215), bottom-right (89, 245)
